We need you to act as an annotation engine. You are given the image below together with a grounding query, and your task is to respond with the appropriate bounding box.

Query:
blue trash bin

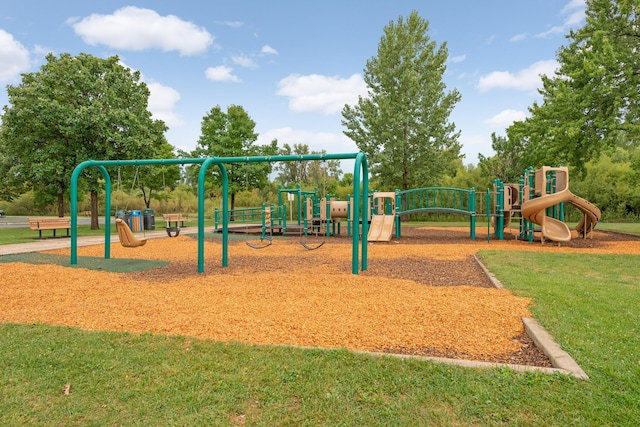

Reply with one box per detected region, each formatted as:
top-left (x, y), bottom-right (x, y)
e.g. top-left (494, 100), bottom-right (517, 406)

top-left (128, 210), bottom-right (142, 232)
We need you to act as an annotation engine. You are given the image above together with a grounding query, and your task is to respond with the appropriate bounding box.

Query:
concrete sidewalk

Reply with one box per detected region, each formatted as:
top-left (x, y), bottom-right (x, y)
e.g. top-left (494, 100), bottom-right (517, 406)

top-left (0, 227), bottom-right (212, 256)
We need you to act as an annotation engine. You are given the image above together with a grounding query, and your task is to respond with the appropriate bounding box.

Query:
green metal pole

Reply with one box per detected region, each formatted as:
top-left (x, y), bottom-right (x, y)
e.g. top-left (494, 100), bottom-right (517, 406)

top-left (198, 158), bottom-right (228, 273)
top-left (469, 188), bottom-right (476, 240)
top-left (486, 189), bottom-right (491, 243)
top-left (355, 152), bottom-right (368, 273)
top-left (70, 162), bottom-right (111, 265)
top-left (297, 184), bottom-right (302, 225)
top-left (395, 191), bottom-right (401, 238)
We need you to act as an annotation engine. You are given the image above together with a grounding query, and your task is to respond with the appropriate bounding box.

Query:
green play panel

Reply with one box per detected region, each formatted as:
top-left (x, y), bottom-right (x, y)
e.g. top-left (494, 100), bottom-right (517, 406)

top-left (0, 253), bottom-right (169, 273)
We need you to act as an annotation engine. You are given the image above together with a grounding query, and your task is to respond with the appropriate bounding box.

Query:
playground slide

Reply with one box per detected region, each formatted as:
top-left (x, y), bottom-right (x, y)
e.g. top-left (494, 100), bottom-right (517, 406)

top-left (522, 189), bottom-right (572, 242)
top-left (568, 193), bottom-right (601, 236)
top-left (522, 188), bottom-right (601, 242)
top-left (368, 214), bottom-right (394, 242)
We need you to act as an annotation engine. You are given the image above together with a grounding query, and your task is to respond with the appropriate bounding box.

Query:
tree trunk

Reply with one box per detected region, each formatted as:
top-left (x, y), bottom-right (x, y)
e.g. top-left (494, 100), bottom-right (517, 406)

top-left (91, 190), bottom-right (99, 230)
top-left (57, 193), bottom-right (65, 217)
top-left (230, 192), bottom-right (236, 222)
top-left (141, 186), bottom-right (151, 208)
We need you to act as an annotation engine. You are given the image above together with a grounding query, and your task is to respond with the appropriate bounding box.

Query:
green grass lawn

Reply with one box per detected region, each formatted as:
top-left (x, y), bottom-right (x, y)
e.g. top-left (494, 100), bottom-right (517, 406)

top-left (0, 218), bottom-right (200, 245)
top-left (0, 221), bottom-right (116, 245)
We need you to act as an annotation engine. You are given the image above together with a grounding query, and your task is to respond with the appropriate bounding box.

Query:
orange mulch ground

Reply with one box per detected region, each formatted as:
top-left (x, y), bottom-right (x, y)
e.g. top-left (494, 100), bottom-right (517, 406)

top-left (1, 226), bottom-right (638, 366)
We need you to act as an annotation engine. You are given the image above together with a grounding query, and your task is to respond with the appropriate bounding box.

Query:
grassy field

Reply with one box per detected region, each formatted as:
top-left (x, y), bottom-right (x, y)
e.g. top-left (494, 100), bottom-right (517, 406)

top-left (0, 218), bottom-right (199, 245)
top-left (0, 221), bottom-right (116, 245)
top-left (1, 223), bottom-right (639, 425)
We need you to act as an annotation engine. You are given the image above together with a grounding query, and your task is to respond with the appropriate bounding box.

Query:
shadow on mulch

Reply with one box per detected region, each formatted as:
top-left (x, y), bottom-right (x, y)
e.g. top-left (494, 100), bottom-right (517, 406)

top-left (0, 253), bottom-right (168, 273)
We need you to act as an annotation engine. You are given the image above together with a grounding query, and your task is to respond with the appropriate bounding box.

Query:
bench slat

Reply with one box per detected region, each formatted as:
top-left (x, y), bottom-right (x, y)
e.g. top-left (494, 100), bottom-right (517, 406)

top-left (28, 218), bottom-right (71, 239)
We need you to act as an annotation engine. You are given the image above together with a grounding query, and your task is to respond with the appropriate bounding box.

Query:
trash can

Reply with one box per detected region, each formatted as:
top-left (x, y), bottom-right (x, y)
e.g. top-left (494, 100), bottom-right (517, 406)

top-left (143, 208), bottom-right (155, 231)
top-left (128, 210), bottom-right (143, 232)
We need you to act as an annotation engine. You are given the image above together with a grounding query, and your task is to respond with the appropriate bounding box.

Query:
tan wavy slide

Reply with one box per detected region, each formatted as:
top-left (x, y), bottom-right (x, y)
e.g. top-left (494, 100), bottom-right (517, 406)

top-left (522, 188), bottom-right (601, 243)
top-left (368, 214), bottom-right (394, 242)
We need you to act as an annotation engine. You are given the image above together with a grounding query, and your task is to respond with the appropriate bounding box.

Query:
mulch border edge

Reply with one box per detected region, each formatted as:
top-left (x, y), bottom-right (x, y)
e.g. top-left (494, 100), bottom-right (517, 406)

top-left (473, 255), bottom-right (590, 380)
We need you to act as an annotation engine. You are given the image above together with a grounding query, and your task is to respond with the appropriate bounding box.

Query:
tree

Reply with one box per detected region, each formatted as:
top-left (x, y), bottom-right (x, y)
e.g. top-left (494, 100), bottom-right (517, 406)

top-left (276, 143), bottom-right (312, 185)
top-left (342, 10), bottom-right (462, 191)
top-left (477, 133), bottom-right (528, 184)
top-left (508, 0), bottom-right (640, 171)
top-left (275, 143), bottom-right (342, 194)
top-left (0, 52), bottom-right (167, 227)
top-left (136, 142), bottom-right (182, 209)
top-left (192, 105), bottom-right (278, 215)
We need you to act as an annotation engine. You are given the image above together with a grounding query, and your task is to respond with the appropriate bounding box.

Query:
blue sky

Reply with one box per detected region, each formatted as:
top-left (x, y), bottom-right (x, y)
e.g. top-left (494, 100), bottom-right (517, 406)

top-left (1, 0), bottom-right (586, 169)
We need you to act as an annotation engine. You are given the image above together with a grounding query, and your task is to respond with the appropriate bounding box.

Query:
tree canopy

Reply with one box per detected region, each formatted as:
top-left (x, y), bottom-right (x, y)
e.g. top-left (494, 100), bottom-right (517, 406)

top-left (275, 143), bottom-right (342, 195)
top-left (342, 10), bottom-right (461, 191)
top-left (0, 52), bottom-right (168, 220)
top-left (506, 0), bottom-right (640, 171)
top-left (191, 105), bottom-right (278, 212)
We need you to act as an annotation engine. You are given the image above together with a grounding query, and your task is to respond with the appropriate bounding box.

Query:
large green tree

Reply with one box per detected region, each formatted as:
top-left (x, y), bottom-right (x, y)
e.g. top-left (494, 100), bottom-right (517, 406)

top-left (192, 105), bottom-right (277, 214)
top-left (0, 52), bottom-right (168, 227)
top-left (508, 0), bottom-right (640, 171)
top-left (342, 10), bottom-right (461, 191)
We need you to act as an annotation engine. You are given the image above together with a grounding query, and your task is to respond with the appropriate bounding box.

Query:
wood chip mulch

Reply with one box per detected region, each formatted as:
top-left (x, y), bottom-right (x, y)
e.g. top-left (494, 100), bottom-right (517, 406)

top-left (1, 226), bottom-right (638, 368)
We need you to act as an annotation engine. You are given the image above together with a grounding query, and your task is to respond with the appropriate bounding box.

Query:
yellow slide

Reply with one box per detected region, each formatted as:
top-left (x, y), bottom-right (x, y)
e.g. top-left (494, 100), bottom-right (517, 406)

top-left (368, 214), bottom-right (394, 242)
top-left (522, 188), bottom-right (601, 243)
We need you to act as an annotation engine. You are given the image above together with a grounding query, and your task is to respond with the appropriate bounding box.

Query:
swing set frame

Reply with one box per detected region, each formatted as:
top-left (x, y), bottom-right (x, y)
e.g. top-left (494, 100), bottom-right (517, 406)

top-left (69, 153), bottom-right (369, 274)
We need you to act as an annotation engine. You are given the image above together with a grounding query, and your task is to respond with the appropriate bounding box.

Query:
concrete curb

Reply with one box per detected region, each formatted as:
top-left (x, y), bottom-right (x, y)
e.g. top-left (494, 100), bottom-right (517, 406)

top-left (355, 351), bottom-right (575, 376)
top-left (473, 254), bottom-right (503, 289)
top-left (522, 317), bottom-right (589, 380)
top-left (474, 255), bottom-right (589, 380)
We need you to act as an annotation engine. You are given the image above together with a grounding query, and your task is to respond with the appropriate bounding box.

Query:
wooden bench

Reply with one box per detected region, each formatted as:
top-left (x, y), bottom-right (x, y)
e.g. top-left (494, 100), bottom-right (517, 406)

top-left (162, 213), bottom-right (185, 228)
top-left (28, 217), bottom-right (71, 239)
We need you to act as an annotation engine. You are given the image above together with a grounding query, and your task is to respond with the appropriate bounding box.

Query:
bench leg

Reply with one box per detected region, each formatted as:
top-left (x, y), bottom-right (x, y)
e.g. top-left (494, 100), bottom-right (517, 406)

top-left (38, 230), bottom-right (42, 239)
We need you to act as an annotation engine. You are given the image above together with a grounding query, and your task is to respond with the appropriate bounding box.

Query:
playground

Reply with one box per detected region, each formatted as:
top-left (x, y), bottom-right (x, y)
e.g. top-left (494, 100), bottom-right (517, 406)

top-left (2, 224), bottom-right (639, 372)
top-left (2, 159), bottom-right (634, 375)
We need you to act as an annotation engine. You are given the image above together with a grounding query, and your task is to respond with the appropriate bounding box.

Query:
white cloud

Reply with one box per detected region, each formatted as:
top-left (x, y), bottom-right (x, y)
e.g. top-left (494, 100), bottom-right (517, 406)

top-left (276, 73), bottom-right (367, 115)
top-left (477, 59), bottom-right (558, 92)
top-left (205, 65), bottom-right (241, 82)
top-left (509, 33), bottom-right (527, 43)
top-left (261, 45), bottom-right (278, 55)
top-left (256, 127), bottom-right (358, 154)
top-left (537, 0), bottom-right (586, 38)
top-left (147, 82), bottom-right (183, 127)
top-left (69, 6), bottom-right (213, 56)
top-left (231, 54), bottom-right (257, 69)
top-left (484, 109), bottom-right (527, 128)
top-left (562, 0), bottom-right (586, 15)
top-left (117, 59), bottom-right (183, 127)
top-left (450, 54), bottom-right (466, 63)
top-left (219, 21), bottom-right (243, 28)
top-left (0, 29), bottom-right (31, 83)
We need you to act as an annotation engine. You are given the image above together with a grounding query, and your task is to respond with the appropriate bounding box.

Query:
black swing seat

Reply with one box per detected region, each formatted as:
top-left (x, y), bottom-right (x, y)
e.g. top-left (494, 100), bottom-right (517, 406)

top-left (166, 226), bottom-right (180, 237)
top-left (246, 236), bottom-right (272, 249)
top-left (299, 239), bottom-right (325, 251)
